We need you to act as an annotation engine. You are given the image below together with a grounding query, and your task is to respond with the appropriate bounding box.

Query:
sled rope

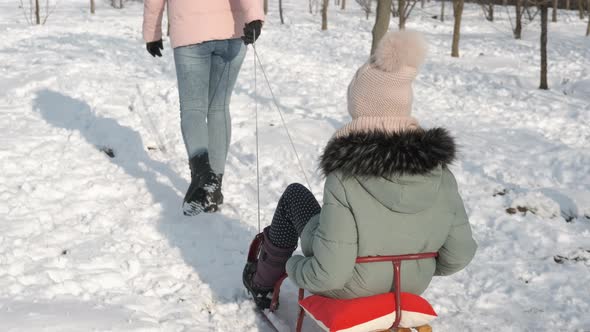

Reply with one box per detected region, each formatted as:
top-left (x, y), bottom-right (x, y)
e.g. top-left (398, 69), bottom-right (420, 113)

top-left (251, 43), bottom-right (313, 191)
top-left (254, 34), bottom-right (262, 233)
top-left (134, 84), bottom-right (169, 155)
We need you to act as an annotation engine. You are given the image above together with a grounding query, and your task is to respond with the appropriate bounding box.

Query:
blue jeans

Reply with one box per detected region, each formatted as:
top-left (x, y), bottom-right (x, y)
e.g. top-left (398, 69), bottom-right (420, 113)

top-left (173, 38), bottom-right (246, 175)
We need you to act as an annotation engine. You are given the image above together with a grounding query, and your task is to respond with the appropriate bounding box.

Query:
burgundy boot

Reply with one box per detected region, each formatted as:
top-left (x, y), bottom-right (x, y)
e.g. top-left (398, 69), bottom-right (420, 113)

top-left (243, 227), bottom-right (296, 309)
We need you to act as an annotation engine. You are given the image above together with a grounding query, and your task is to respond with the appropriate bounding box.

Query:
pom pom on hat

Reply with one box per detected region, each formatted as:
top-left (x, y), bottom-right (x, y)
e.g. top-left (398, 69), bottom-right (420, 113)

top-left (373, 30), bottom-right (427, 72)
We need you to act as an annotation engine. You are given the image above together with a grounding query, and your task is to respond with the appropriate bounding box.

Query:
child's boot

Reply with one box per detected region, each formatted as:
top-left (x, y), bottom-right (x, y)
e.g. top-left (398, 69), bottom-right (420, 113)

top-left (243, 227), bottom-right (296, 309)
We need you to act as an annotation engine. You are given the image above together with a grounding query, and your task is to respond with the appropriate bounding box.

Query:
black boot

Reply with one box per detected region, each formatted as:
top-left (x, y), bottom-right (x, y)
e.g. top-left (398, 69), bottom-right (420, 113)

top-left (204, 174), bottom-right (224, 213)
top-left (183, 153), bottom-right (216, 216)
top-left (243, 227), bottom-right (296, 309)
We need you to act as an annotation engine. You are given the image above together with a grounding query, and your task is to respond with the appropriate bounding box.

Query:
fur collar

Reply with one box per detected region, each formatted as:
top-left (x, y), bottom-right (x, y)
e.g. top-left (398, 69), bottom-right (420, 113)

top-left (320, 128), bottom-right (456, 177)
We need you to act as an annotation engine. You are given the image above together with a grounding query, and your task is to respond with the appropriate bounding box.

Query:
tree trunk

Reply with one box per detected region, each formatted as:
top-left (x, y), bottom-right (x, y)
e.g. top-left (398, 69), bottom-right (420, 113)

top-left (451, 0), bottom-right (464, 57)
top-left (552, 0), bottom-right (557, 22)
top-left (341, 0), bottom-right (346, 10)
top-left (566, 0), bottom-right (570, 10)
top-left (322, 0), bottom-right (329, 30)
top-left (580, 0), bottom-right (585, 19)
top-left (539, 2), bottom-right (549, 89)
top-left (399, 0), bottom-right (407, 29)
top-left (309, 0), bottom-right (313, 14)
top-left (35, 0), bottom-right (40, 24)
top-left (587, 0), bottom-right (590, 36)
top-left (489, 3), bottom-right (494, 21)
top-left (514, 0), bottom-right (522, 39)
top-left (279, 0), bottom-right (285, 24)
top-left (372, 0), bottom-right (394, 55)
top-left (421, 0), bottom-right (425, 8)
top-left (90, 0), bottom-right (95, 14)
top-left (111, 0), bottom-right (123, 9)
top-left (441, 0), bottom-right (445, 22)
top-left (264, 0), bottom-right (268, 14)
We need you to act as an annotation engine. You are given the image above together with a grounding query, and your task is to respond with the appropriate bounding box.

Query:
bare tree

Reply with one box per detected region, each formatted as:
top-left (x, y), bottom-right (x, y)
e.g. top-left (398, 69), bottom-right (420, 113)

top-left (19, 0), bottom-right (54, 24)
top-left (371, 0), bottom-right (393, 55)
top-left (398, 0), bottom-right (419, 29)
top-left (34, 0), bottom-right (40, 24)
top-left (587, 0), bottom-right (590, 35)
top-left (580, 0), bottom-right (585, 19)
top-left (441, 0), bottom-right (445, 22)
top-left (451, 0), bottom-right (464, 57)
top-left (480, 0), bottom-right (494, 21)
top-left (357, 0), bottom-right (373, 19)
top-left (392, 0), bottom-right (398, 17)
top-left (111, 0), bottom-right (123, 9)
top-left (566, 0), bottom-right (570, 9)
top-left (90, 0), bottom-right (95, 14)
top-left (552, 0), bottom-right (557, 22)
top-left (525, 5), bottom-right (540, 20)
top-left (322, 0), bottom-right (329, 30)
top-left (342, 0), bottom-right (347, 9)
top-left (514, 0), bottom-right (524, 38)
top-left (399, 0), bottom-right (406, 27)
top-left (279, 0), bottom-right (285, 24)
top-left (539, 0), bottom-right (549, 89)
top-left (264, 0), bottom-right (268, 14)
top-left (20, 0), bottom-right (34, 25)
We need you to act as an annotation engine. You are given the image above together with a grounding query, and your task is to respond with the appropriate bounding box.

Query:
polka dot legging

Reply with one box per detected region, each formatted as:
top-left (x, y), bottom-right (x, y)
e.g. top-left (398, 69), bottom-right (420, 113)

top-left (268, 183), bottom-right (321, 249)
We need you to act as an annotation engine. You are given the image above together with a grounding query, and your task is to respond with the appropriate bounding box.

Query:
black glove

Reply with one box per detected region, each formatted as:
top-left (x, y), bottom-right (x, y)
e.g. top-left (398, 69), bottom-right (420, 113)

top-left (146, 40), bottom-right (163, 57)
top-left (242, 20), bottom-right (263, 45)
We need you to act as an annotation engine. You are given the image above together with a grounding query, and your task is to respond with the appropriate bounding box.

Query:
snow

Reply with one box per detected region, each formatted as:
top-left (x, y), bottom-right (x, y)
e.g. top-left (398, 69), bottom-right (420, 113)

top-left (1, 0), bottom-right (589, 331)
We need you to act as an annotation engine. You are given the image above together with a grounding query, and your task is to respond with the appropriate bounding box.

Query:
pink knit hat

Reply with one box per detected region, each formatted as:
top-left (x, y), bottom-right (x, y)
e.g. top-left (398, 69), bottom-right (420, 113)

top-left (334, 31), bottom-right (427, 138)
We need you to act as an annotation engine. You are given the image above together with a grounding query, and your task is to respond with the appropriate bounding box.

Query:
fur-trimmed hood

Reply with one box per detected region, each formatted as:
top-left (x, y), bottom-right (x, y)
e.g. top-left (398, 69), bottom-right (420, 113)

top-left (286, 127), bottom-right (476, 300)
top-left (320, 128), bottom-right (456, 178)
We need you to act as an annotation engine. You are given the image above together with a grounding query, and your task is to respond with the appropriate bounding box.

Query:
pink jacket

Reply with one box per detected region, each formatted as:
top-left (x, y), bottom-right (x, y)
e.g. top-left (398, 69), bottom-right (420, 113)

top-left (143, 0), bottom-right (265, 48)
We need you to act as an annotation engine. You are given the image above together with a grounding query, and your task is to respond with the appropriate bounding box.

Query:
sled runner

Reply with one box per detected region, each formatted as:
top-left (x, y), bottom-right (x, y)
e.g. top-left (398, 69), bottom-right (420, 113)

top-left (244, 233), bottom-right (439, 332)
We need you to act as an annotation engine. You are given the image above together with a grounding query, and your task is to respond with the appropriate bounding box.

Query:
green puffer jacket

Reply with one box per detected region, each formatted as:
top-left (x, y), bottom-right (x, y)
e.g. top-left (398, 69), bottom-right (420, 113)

top-left (285, 128), bottom-right (477, 299)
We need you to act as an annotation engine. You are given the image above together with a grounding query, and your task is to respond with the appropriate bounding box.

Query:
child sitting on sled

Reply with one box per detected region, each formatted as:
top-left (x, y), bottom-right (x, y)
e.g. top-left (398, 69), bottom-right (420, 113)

top-left (243, 31), bottom-right (477, 307)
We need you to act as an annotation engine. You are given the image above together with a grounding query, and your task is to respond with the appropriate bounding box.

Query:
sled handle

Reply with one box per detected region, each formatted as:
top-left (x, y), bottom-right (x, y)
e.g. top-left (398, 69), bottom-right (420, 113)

top-left (356, 252), bottom-right (438, 328)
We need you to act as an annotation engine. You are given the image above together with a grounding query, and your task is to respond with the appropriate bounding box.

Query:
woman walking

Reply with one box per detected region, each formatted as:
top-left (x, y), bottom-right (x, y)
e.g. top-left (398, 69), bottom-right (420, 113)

top-left (143, 0), bottom-right (264, 215)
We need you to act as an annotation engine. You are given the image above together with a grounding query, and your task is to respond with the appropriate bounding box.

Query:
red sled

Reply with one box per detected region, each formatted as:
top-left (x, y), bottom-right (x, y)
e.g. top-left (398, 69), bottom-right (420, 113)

top-left (246, 233), bottom-right (439, 332)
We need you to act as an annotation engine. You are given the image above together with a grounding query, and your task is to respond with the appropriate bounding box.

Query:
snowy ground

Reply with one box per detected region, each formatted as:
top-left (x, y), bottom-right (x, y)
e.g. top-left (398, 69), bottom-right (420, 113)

top-left (1, 0), bottom-right (589, 331)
